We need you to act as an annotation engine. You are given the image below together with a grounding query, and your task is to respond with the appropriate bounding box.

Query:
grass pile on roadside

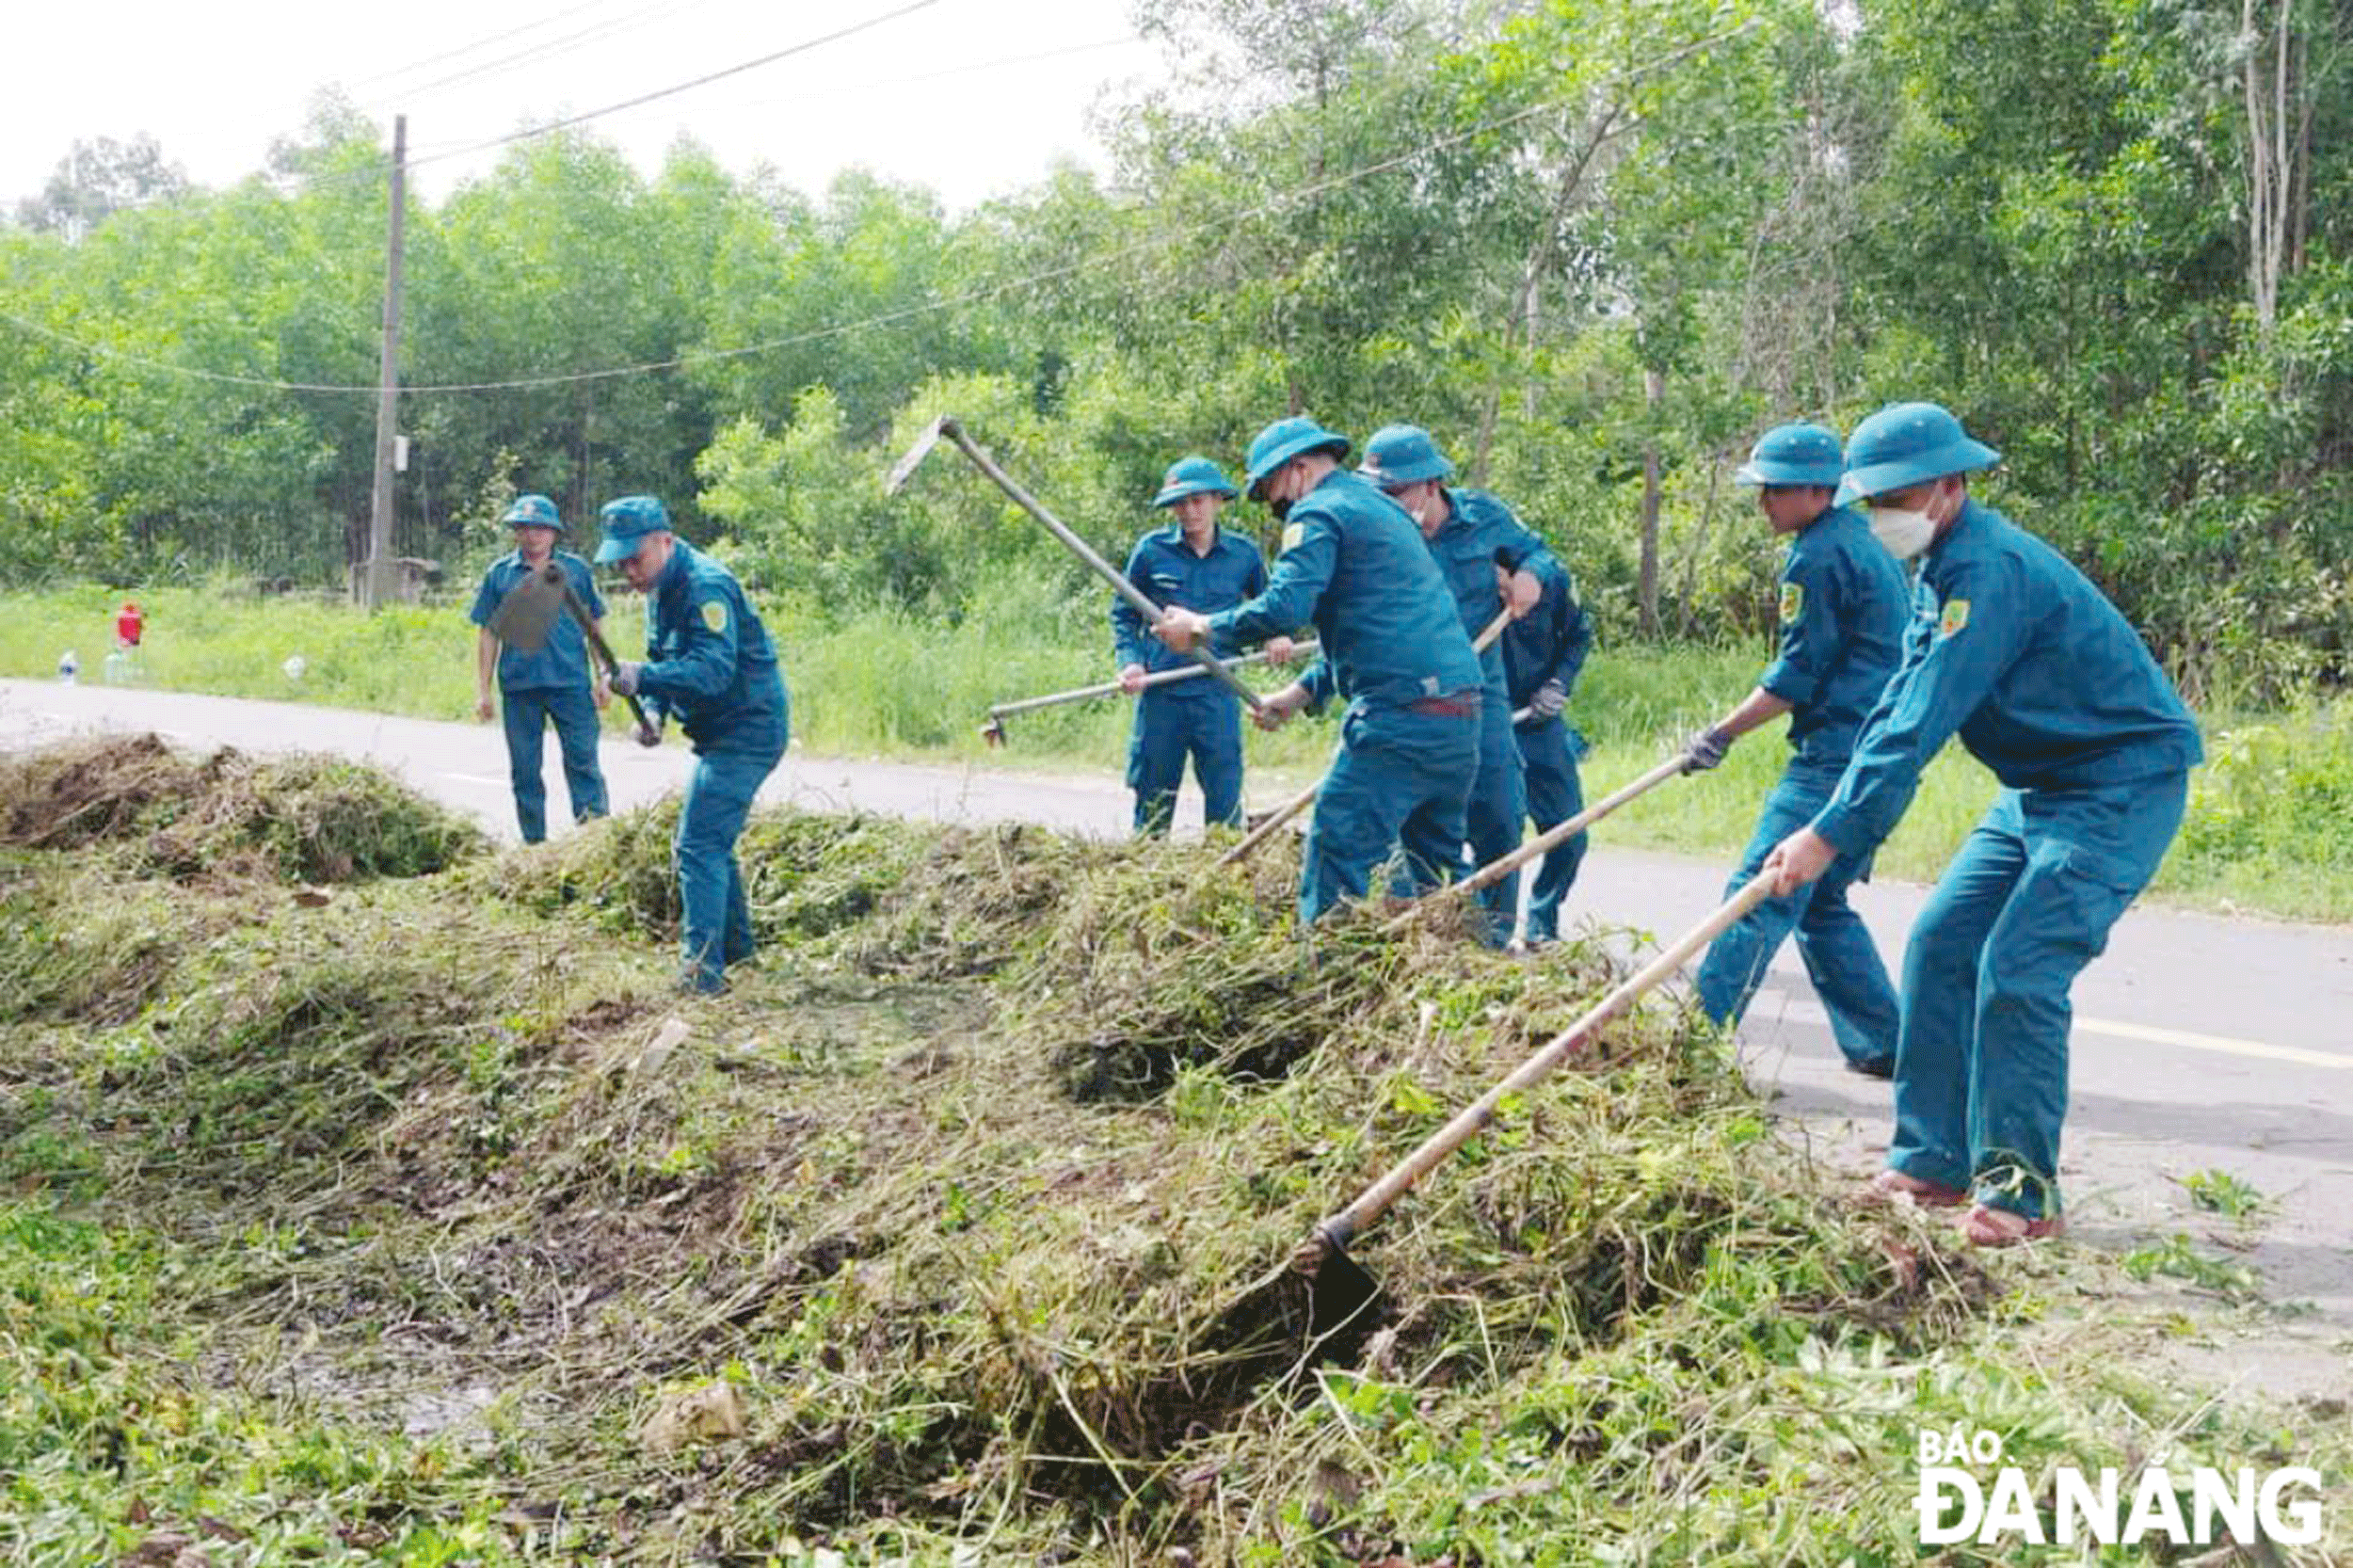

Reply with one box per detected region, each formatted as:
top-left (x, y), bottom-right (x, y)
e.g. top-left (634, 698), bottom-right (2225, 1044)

top-left (0, 742), bottom-right (2344, 1563)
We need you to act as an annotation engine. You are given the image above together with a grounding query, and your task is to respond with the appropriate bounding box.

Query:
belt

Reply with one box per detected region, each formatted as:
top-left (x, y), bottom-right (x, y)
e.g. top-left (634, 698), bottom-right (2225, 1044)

top-left (1403, 693), bottom-right (1482, 719)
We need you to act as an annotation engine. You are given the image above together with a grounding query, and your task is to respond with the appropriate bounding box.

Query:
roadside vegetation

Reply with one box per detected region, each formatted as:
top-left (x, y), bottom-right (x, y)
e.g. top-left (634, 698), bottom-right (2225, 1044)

top-left (0, 737), bottom-right (2344, 1562)
top-left (10, 581), bottom-right (2351, 921)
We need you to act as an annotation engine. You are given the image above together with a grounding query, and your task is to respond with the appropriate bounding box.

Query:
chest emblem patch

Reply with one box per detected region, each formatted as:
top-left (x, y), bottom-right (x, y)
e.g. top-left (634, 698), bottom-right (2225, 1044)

top-left (1279, 521), bottom-right (1305, 555)
top-left (701, 600), bottom-right (729, 634)
top-left (1938, 598), bottom-right (1970, 638)
top-left (1778, 582), bottom-right (1804, 623)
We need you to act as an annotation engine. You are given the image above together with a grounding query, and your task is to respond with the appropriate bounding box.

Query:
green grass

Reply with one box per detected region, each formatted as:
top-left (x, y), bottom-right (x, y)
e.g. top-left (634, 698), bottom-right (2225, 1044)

top-left (8, 582), bottom-right (2349, 920)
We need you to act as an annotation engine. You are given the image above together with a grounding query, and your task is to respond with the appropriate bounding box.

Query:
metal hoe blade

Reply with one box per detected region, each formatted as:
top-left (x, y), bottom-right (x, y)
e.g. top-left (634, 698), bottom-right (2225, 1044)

top-left (884, 416), bottom-right (950, 496)
top-left (484, 565), bottom-right (568, 653)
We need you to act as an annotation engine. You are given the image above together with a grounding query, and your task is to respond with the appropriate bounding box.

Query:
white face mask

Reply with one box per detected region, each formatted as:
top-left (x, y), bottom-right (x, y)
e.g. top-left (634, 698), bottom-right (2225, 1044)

top-left (1868, 504), bottom-right (1938, 560)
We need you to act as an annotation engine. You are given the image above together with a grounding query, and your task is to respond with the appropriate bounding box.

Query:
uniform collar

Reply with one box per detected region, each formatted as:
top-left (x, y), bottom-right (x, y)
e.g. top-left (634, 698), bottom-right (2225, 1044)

top-left (654, 537), bottom-right (695, 596)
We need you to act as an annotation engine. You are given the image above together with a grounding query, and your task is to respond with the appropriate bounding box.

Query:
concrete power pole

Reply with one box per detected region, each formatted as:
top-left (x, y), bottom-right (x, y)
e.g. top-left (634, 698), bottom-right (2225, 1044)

top-left (361, 115), bottom-right (408, 607)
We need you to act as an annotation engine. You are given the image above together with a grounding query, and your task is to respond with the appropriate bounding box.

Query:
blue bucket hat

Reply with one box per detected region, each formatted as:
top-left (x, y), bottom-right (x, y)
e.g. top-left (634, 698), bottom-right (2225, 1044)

top-left (1151, 456), bottom-right (1239, 508)
top-left (1242, 416), bottom-right (1351, 500)
top-left (1358, 424), bottom-right (1454, 488)
top-left (1835, 403), bottom-right (2000, 506)
top-left (594, 494), bottom-right (673, 565)
top-left (1735, 424), bottom-right (1844, 488)
top-left (502, 493), bottom-right (564, 531)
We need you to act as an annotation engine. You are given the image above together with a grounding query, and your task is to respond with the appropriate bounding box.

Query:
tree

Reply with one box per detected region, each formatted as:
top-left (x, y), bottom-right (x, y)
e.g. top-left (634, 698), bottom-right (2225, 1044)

top-left (14, 135), bottom-right (189, 239)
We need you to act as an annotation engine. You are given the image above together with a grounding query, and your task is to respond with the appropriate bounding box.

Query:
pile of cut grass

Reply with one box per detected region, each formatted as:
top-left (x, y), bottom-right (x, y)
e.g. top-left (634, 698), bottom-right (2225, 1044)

top-left (0, 732), bottom-right (486, 882)
top-left (0, 744), bottom-right (2343, 1564)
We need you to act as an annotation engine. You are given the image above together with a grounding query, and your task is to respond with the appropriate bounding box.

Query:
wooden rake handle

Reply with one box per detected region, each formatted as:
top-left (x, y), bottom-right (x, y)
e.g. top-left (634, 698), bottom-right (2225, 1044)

top-left (1314, 870), bottom-right (1776, 1256)
top-left (1380, 751), bottom-right (1690, 936)
top-left (1219, 607), bottom-right (1515, 869)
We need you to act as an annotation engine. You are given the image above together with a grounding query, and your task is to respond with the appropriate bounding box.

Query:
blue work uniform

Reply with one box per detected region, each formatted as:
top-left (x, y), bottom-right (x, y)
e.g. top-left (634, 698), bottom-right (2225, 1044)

top-left (1501, 555), bottom-right (1593, 944)
top-left (634, 539), bottom-right (792, 994)
top-left (1207, 470), bottom-right (1483, 924)
top-left (1385, 489), bottom-right (1555, 945)
top-left (1693, 504), bottom-right (1909, 1067)
top-left (1810, 499), bottom-right (2203, 1221)
top-left (469, 551), bottom-right (610, 844)
top-left (1110, 524), bottom-right (1271, 835)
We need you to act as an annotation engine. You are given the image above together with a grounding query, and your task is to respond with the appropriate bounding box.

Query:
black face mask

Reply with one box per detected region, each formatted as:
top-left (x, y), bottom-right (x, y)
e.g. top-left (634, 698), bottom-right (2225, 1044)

top-left (1269, 496), bottom-right (1293, 522)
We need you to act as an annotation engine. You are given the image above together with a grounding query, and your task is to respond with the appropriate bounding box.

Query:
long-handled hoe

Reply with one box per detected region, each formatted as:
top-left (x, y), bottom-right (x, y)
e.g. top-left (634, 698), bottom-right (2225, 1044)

top-left (979, 640), bottom-right (1319, 747)
top-left (1205, 871), bottom-right (1776, 1368)
top-left (1217, 604), bottom-right (1515, 868)
top-left (1378, 749), bottom-right (1693, 936)
top-left (885, 414), bottom-right (1267, 716)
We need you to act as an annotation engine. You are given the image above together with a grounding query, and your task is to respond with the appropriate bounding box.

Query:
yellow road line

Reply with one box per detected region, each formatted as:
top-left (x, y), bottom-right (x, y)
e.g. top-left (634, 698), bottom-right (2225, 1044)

top-left (2075, 1016), bottom-right (2351, 1071)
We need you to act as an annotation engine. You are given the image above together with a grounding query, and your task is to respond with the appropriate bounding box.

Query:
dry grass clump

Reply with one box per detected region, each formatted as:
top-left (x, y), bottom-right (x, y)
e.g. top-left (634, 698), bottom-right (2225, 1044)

top-left (0, 733), bottom-right (485, 882)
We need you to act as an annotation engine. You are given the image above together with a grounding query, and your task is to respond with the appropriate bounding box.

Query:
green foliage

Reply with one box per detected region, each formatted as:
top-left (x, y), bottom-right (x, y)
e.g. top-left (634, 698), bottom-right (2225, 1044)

top-left (5, 0), bottom-right (2351, 692)
top-left (2179, 1167), bottom-right (2273, 1222)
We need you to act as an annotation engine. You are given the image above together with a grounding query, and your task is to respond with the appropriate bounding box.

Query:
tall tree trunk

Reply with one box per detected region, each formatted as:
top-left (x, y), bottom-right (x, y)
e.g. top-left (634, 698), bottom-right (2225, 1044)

top-left (1639, 366), bottom-right (1665, 637)
top-left (2241, 0), bottom-right (2302, 335)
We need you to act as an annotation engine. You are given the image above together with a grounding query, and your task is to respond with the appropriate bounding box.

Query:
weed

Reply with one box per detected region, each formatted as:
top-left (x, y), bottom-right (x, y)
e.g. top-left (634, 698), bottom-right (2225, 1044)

top-left (2180, 1166), bottom-right (2275, 1222)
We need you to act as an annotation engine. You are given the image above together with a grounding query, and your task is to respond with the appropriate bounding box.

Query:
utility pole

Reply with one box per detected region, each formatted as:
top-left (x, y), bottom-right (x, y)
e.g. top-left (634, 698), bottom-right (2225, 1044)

top-left (361, 115), bottom-right (408, 607)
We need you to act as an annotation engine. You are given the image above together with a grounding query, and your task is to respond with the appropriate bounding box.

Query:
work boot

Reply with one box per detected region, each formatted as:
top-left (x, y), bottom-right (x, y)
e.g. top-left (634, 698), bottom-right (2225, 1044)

top-left (1844, 1055), bottom-right (1896, 1080)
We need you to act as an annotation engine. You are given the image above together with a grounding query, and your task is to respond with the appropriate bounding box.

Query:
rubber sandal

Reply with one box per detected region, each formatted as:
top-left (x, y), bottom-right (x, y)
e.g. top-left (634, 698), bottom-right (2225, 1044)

top-left (1957, 1205), bottom-right (2066, 1248)
top-left (1864, 1168), bottom-right (1967, 1209)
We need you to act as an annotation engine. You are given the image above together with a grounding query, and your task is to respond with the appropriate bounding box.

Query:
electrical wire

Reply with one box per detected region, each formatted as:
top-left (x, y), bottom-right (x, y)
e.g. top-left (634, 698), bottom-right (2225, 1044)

top-left (406, 0), bottom-right (939, 168)
top-left (343, 0), bottom-right (618, 92)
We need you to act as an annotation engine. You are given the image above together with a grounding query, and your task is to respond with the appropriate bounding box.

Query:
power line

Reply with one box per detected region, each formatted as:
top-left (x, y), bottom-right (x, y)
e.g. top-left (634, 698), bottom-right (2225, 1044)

top-left (344, 0), bottom-right (619, 92)
top-left (408, 0), bottom-right (942, 169)
top-left (0, 20), bottom-right (1755, 396)
top-left (360, 0), bottom-right (722, 112)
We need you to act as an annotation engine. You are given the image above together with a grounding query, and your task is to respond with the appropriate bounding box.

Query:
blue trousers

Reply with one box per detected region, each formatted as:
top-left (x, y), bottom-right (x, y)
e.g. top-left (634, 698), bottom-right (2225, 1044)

top-left (1457, 684), bottom-right (1529, 945)
top-left (1128, 690), bottom-right (1244, 835)
top-left (676, 713), bottom-right (788, 994)
top-left (1300, 703), bottom-right (1479, 925)
top-left (1889, 776), bottom-right (2188, 1220)
top-left (1514, 718), bottom-right (1588, 944)
top-left (1693, 762), bottom-right (1900, 1068)
top-left (500, 683), bottom-right (608, 844)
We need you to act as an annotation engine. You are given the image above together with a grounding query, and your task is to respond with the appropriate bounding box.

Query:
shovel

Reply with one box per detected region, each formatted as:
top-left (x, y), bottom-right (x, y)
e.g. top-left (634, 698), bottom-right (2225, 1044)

top-left (484, 562), bottom-right (658, 738)
top-left (1221, 870), bottom-right (1777, 1357)
top-left (885, 415), bottom-right (1265, 713)
top-left (1217, 605), bottom-right (1514, 868)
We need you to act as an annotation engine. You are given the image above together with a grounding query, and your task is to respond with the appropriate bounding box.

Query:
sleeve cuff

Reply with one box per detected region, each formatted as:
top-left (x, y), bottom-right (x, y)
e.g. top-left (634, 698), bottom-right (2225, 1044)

top-left (1759, 661), bottom-right (1816, 706)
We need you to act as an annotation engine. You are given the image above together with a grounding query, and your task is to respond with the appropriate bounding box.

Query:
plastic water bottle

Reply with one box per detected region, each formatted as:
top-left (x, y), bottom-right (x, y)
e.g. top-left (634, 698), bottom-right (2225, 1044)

top-left (281, 654), bottom-right (307, 682)
top-left (57, 650), bottom-right (77, 683)
top-left (104, 650), bottom-right (129, 684)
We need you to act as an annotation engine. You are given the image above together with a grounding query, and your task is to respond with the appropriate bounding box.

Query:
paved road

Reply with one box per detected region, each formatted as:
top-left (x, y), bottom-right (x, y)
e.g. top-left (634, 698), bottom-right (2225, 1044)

top-left (8, 679), bottom-right (2349, 1398)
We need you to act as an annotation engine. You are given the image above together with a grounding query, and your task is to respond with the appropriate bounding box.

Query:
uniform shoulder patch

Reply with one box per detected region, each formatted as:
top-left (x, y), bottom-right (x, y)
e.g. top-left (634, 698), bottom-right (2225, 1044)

top-left (1778, 581), bottom-right (1805, 624)
top-left (1279, 521), bottom-right (1306, 555)
top-left (1937, 598), bottom-right (1970, 638)
top-left (700, 598), bottom-right (729, 634)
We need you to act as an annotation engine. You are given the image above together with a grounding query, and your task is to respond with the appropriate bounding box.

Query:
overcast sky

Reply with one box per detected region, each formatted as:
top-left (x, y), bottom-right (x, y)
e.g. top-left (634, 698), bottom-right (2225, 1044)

top-left (5, 0), bottom-right (1165, 213)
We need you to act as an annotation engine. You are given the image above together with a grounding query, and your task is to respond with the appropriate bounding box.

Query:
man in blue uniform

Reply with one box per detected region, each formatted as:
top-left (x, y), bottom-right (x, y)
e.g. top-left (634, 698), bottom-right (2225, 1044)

top-left (1111, 456), bottom-right (1295, 835)
top-left (598, 495), bottom-right (791, 996)
top-left (1354, 425), bottom-right (1552, 946)
top-left (468, 493), bottom-right (610, 844)
top-left (1761, 404), bottom-right (2203, 1246)
top-left (1150, 417), bottom-right (1483, 924)
top-left (1685, 424), bottom-right (1909, 1075)
top-left (1500, 552), bottom-right (1593, 946)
